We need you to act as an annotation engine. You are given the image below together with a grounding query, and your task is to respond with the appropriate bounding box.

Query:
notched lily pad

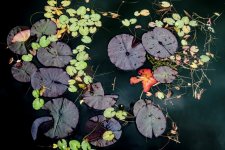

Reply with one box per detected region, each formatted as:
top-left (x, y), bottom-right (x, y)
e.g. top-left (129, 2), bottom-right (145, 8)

top-left (31, 19), bottom-right (57, 38)
top-left (135, 100), bottom-right (166, 138)
top-left (142, 27), bottom-right (178, 58)
top-left (83, 82), bottom-right (118, 110)
top-left (108, 34), bottom-right (146, 71)
top-left (31, 117), bottom-right (53, 140)
top-left (11, 62), bottom-right (37, 82)
top-left (37, 42), bottom-right (72, 67)
top-left (153, 66), bottom-right (178, 83)
top-left (7, 26), bottom-right (29, 55)
top-left (31, 68), bottom-right (70, 97)
top-left (133, 99), bottom-right (152, 117)
top-left (85, 115), bottom-right (122, 147)
top-left (43, 98), bottom-right (79, 139)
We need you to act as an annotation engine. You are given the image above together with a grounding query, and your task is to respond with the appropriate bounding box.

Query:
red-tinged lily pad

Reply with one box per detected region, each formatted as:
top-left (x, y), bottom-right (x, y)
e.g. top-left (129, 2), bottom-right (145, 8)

top-left (37, 42), bottom-right (72, 67)
top-left (31, 19), bottom-right (57, 38)
top-left (142, 27), bottom-right (178, 58)
top-left (43, 98), bottom-right (79, 139)
top-left (83, 82), bottom-right (118, 110)
top-left (108, 34), bottom-right (146, 70)
top-left (135, 100), bottom-right (166, 138)
top-left (31, 117), bottom-right (53, 140)
top-left (153, 66), bottom-right (178, 83)
top-left (11, 62), bottom-right (37, 82)
top-left (31, 68), bottom-right (70, 97)
top-left (7, 26), bottom-right (29, 55)
top-left (85, 115), bottom-right (122, 147)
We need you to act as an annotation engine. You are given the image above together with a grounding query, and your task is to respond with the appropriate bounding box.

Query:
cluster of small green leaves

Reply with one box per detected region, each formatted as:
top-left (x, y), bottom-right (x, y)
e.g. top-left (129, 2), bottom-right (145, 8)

top-left (32, 90), bottom-right (44, 110)
top-left (103, 107), bottom-right (128, 121)
top-left (43, 0), bottom-right (102, 92)
top-left (53, 139), bottom-right (91, 150)
top-left (66, 45), bottom-right (93, 92)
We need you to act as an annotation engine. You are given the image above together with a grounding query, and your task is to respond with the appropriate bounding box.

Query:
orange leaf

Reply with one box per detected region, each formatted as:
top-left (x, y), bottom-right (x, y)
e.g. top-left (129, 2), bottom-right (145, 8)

top-left (130, 77), bottom-right (142, 84)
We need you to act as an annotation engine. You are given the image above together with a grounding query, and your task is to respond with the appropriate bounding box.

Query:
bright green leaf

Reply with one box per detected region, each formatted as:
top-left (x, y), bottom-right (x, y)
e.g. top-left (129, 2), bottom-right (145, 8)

top-left (172, 13), bottom-right (181, 20)
top-left (189, 20), bottom-right (198, 27)
top-left (68, 79), bottom-right (76, 85)
top-left (103, 107), bottom-right (116, 118)
top-left (90, 14), bottom-right (101, 21)
top-left (66, 8), bottom-right (76, 17)
top-left (39, 36), bottom-right (51, 48)
top-left (155, 20), bottom-right (163, 27)
top-left (76, 51), bottom-right (89, 61)
top-left (182, 16), bottom-right (190, 24)
top-left (175, 20), bottom-right (184, 28)
top-left (83, 75), bottom-right (93, 84)
top-left (122, 19), bottom-right (130, 27)
top-left (69, 140), bottom-right (80, 150)
top-left (44, 12), bottom-right (54, 18)
top-left (47, 0), bottom-right (57, 7)
top-left (102, 131), bottom-right (115, 141)
top-left (61, 0), bottom-right (71, 7)
top-left (57, 139), bottom-right (68, 150)
top-left (200, 55), bottom-right (210, 63)
top-left (81, 140), bottom-right (91, 150)
top-left (130, 18), bottom-right (137, 24)
top-left (75, 61), bottom-right (87, 70)
top-left (32, 98), bottom-right (44, 110)
top-left (31, 42), bottom-right (40, 50)
top-left (116, 110), bottom-right (127, 120)
top-left (66, 66), bottom-right (77, 76)
top-left (68, 85), bottom-right (78, 93)
top-left (32, 90), bottom-right (40, 98)
top-left (79, 26), bottom-right (89, 36)
top-left (81, 36), bottom-right (92, 44)
top-left (22, 54), bottom-right (33, 62)
top-left (59, 15), bottom-right (69, 25)
top-left (77, 6), bottom-right (87, 16)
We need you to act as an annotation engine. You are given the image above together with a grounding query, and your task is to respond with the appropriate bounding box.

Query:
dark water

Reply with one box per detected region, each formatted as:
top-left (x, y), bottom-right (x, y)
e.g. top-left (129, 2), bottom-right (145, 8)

top-left (0, 0), bottom-right (225, 149)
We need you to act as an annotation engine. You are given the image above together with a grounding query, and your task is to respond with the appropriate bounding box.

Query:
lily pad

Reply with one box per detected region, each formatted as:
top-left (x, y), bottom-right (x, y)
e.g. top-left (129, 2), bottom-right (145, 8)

top-left (43, 98), bottom-right (79, 139)
top-left (153, 66), bottom-right (178, 83)
top-left (133, 99), bottom-right (152, 117)
top-left (135, 100), bottom-right (166, 138)
top-left (108, 34), bottom-right (146, 71)
top-left (31, 117), bottom-right (53, 140)
top-left (85, 115), bottom-right (122, 147)
top-left (37, 42), bottom-right (72, 67)
top-left (83, 83), bottom-right (118, 110)
top-left (31, 68), bottom-right (70, 97)
top-left (7, 26), bottom-right (29, 55)
top-left (31, 19), bottom-right (57, 38)
top-left (11, 62), bottom-right (37, 82)
top-left (142, 27), bottom-right (178, 58)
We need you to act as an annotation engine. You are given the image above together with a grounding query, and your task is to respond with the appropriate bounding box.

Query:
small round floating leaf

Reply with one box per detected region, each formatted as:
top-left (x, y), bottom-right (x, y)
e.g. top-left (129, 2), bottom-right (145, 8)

top-left (22, 54), bottom-right (33, 62)
top-left (33, 98), bottom-right (44, 110)
top-left (44, 12), bottom-right (53, 18)
top-left (81, 140), bottom-right (91, 150)
top-left (66, 66), bottom-right (77, 76)
top-left (85, 115), bottom-right (122, 147)
top-left (189, 20), bottom-right (198, 27)
top-left (77, 6), bottom-right (87, 16)
top-left (59, 15), bottom-right (69, 25)
top-left (108, 34), bottom-right (146, 70)
top-left (102, 131), bottom-right (115, 141)
top-left (163, 18), bottom-right (175, 25)
top-left (175, 20), bottom-right (184, 29)
top-left (155, 20), bottom-right (163, 27)
top-left (116, 110), bottom-right (127, 120)
top-left (83, 83), bottom-right (118, 110)
top-left (90, 14), bottom-right (101, 21)
top-left (68, 85), bottom-right (78, 93)
top-left (31, 19), bottom-right (57, 38)
top-left (172, 13), bottom-right (181, 20)
top-left (155, 91), bottom-right (165, 100)
top-left (104, 107), bottom-right (116, 118)
top-left (11, 62), bottom-right (37, 82)
top-left (142, 27), bottom-right (178, 58)
top-left (39, 36), bottom-right (51, 48)
top-left (31, 68), bottom-right (70, 97)
top-left (122, 19), bottom-right (130, 26)
top-left (75, 61), bottom-right (87, 70)
top-left (200, 55), bottom-right (210, 63)
top-left (84, 75), bottom-right (93, 84)
top-left (47, 0), bottom-right (57, 6)
top-left (182, 16), bottom-right (190, 24)
top-left (89, 27), bottom-right (97, 34)
top-left (81, 36), bottom-right (92, 44)
top-left (32, 90), bottom-right (40, 98)
top-left (48, 35), bottom-right (58, 42)
top-left (153, 66), bottom-right (178, 83)
top-left (61, 0), bottom-right (71, 7)
top-left (37, 42), bottom-right (72, 67)
top-left (57, 139), bottom-right (68, 150)
top-left (130, 18), bottom-right (137, 24)
top-left (31, 42), bottom-right (40, 50)
top-left (136, 103), bottom-right (166, 138)
top-left (69, 140), bottom-right (81, 150)
top-left (95, 21), bottom-right (102, 27)
top-left (43, 98), bottom-right (79, 139)
top-left (161, 1), bottom-right (171, 8)
top-left (79, 26), bottom-right (89, 36)
top-left (7, 26), bottom-right (29, 55)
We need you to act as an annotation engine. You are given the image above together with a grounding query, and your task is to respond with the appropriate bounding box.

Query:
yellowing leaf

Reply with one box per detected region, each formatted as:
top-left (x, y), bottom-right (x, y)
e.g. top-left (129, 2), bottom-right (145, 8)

top-left (116, 110), bottom-right (127, 120)
top-left (122, 19), bottom-right (130, 26)
top-left (102, 131), bottom-right (115, 141)
top-left (140, 9), bottom-right (150, 16)
top-left (161, 1), bottom-right (171, 8)
top-left (103, 107), bottom-right (116, 118)
top-left (129, 18), bottom-right (137, 24)
top-left (155, 91), bottom-right (165, 100)
top-left (182, 25), bottom-right (191, 34)
top-left (61, 0), bottom-right (71, 7)
top-left (172, 13), bottom-right (181, 20)
top-left (47, 0), bottom-right (57, 7)
top-left (190, 62), bottom-right (198, 69)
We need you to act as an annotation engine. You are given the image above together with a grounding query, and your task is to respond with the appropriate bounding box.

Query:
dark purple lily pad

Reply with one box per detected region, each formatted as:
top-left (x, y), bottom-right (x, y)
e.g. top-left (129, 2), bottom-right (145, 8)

top-left (11, 62), bottom-right (37, 82)
top-left (31, 68), bottom-right (69, 97)
top-left (7, 26), bottom-right (29, 55)
top-left (31, 19), bottom-right (57, 38)
top-left (133, 99), bottom-right (152, 117)
top-left (83, 82), bottom-right (118, 110)
top-left (85, 115), bottom-right (122, 147)
top-left (31, 117), bottom-right (53, 140)
top-left (142, 27), bottom-right (178, 58)
top-left (43, 98), bottom-right (79, 139)
top-left (135, 100), bottom-right (166, 138)
top-left (37, 42), bottom-right (72, 67)
top-left (108, 34), bottom-right (146, 70)
top-left (153, 66), bottom-right (178, 83)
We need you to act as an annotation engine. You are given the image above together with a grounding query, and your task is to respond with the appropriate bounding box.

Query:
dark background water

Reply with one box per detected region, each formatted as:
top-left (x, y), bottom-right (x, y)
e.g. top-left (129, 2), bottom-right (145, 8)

top-left (0, 0), bottom-right (225, 149)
